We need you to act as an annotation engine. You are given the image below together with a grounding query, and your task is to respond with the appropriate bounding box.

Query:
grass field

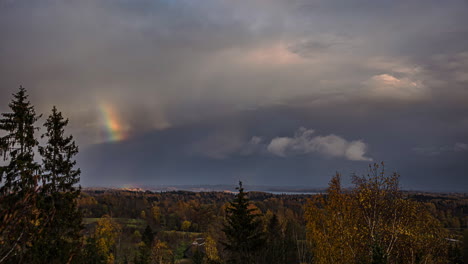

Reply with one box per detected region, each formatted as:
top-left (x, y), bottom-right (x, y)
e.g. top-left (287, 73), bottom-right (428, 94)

top-left (83, 218), bottom-right (147, 229)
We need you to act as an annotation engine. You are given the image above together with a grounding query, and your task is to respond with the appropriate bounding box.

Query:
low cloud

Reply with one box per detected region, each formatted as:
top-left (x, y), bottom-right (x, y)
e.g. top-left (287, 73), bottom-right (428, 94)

top-left (454, 142), bottom-right (468, 152)
top-left (267, 127), bottom-right (372, 161)
top-left (187, 128), bottom-right (246, 159)
top-left (240, 136), bottom-right (264, 155)
top-left (365, 73), bottom-right (426, 100)
top-left (413, 142), bottom-right (468, 156)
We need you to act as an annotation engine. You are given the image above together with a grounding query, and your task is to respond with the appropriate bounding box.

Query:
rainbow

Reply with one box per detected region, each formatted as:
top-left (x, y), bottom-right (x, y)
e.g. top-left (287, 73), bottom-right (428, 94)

top-left (99, 103), bottom-right (126, 142)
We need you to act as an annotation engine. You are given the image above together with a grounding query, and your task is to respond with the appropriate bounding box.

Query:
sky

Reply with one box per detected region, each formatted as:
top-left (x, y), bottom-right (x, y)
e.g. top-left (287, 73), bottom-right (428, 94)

top-left (1, 0), bottom-right (467, 191)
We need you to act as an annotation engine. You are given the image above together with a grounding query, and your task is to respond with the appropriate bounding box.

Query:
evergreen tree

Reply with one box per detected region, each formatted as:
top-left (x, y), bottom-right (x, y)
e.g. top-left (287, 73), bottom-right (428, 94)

top-left (222, 181), bottom-right (265, 264)
top-left (142, 225), bottom-right (154, 246)
top-left (39, 106), bottom-right (80, 194)
top-left (192, 248), bottom-right (205, 264)
top-left (137, 225), bottom-right (154, 264)
top-left (264, 213), bottom-right (285, 264)
top-left (0, 86), bottom-right (42, 263)
top-left (29, 106), bottom-right (82, 263)
top-left (464, 229), bottom-right (468, 264)
top-left (82, 236), bottom-right (107, 264)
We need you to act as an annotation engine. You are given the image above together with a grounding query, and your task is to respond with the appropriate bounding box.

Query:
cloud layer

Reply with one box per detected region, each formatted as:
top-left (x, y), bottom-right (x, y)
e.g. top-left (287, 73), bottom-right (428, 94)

top-left (1, 0), bottom-right (467, 190)
top-left (267, 128), bottom-right (372, 161)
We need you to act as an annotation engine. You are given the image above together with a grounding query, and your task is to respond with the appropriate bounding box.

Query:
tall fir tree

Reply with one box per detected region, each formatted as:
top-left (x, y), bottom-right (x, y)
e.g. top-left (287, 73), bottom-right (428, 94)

top-left (138, 225), bottom-right (154, 264)
top-left (0, 86), bottom-right (42, 263)
top-left (264, 213), bottom-right (286, 264)
top-left (29, 106), bottom-right (82, 263)
top-left (464, 229), bottom-right (468, 264)
top-left (222, 181), bottom-right (265, 264)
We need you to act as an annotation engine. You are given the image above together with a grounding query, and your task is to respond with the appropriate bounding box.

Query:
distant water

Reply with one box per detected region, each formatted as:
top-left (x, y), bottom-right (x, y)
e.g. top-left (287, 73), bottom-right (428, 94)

top-left (110, 185), bottom-right (324, 195)
top-left (264, 191), bottom-right (320, 195)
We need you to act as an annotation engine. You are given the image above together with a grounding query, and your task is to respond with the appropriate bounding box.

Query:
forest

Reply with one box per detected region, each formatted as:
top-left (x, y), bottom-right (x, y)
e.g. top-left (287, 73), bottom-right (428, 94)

top-left (1, 87), bottom-right (467, 264)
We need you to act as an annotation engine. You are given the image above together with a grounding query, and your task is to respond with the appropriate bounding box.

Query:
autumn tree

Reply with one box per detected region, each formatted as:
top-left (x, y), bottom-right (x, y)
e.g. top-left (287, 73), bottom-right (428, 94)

top-left (204, 236), bottom-right (221, 264)
top-left (305, 173), bottom-right (360, 263)
top-left (222, 181), bottom-right (265, 264)
top-left (305, 163), bottom-right (448, 264)
top-left (151, 205), bottom-right (161, 227)
top-left (93, 215), bottom-right (122, 264)
top-left (181, 220), bottom-right (191, 231)
top-left (0, 86), bottom-right (42, 263)
top-left (150, 240), bottom-right (173, 264)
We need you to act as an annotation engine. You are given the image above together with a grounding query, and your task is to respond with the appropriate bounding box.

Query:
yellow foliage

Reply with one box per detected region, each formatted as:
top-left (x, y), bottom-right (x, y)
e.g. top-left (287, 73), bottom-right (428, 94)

top-left (151, 240), bottom-right (173, 264)
top-left (204, 235), bottom-right (221, 262)
top-left (151, 205), bottom-right (161, 223)
top-left (305, 164), bottom-right (448, 264)
top-left (94, 215), bottom-right (121, 261)
top-left (181, 220), bottom-right (191, 231)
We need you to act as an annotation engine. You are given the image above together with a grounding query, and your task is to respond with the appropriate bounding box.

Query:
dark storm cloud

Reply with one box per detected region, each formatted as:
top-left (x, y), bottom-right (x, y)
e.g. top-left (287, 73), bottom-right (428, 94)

top-left (78, 101), bottom-right (468, 191)
top-left (1, 0), bottom-right (467, 190)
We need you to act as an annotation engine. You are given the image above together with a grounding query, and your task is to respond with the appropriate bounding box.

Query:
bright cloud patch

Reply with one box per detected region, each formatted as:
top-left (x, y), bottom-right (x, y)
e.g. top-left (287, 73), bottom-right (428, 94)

top-left (241, 43), bottom-right (305, 66)
top-left (454, 142), bottom-right (468, 151)
top-left (267, 127), bottom-right (372, 161)
top-left (365, 74), bottom-right (426, 100)
top-left (413, 142), bottom-right (468, 156)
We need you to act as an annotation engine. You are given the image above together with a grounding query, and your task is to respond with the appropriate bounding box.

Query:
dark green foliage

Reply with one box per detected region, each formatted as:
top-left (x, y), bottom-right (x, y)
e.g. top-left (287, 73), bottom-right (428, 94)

top-left (0, 86), bottom-right (42, 263)
top-left (26, 106), bottom-right (83, 263)
top-left (137, 245), bottom-right (151, 264)
top-left (142, 225), bottom-right (154, 246)
top-left (283, 220), bottom-right (304, 263)
top-left (266, 213), bottom-right (280, 238)
top-left (263, 213), bottom-right (302, 264)
top-left (447, 242), bottom-right (463, 264)
top-left (264, 213), bottom-right (285, 264)
top-left (192, 248), bottom-right (205, 264)
top-left (0, 86), bottom-right (41, 191)
top-left (39, 106), bottom-right (80, 193)
top-left (464, 229), bottom-right (468, 264)
top-left (81, 237), bottom-right (107, 264)
top-left (0, 87), bottom-right (83, 263)
top-left (136, 225), bottom-right (154, 264)
top-left (371, 242), bottom-right (387, 264)
top-left (222, 181), bottom-right (265, 264)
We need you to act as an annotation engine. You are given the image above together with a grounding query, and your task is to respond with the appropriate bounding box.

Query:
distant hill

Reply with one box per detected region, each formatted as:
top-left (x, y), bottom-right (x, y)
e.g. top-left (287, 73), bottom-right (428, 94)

top-left (83, 184), bottom-right (326, 194)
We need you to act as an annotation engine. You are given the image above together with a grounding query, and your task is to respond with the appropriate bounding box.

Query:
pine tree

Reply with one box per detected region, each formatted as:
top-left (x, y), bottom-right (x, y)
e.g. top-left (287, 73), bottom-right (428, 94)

top-left (29, 106), bottom-right (82, 263)
top-left (222, 181), bottom-right (265, 264)
top-left (39, 106), bottom-right (80, 194)
top-left (0, 86), bottom-right (41, 192)
top-left (264, 212), bottom-right (285, 264)
top-left (464, 229), bottom-right (468, 264)
top-left (142, 225), bottom-right (154, 246)
top-left (0, 86), bottom-right (42, 263)
top-left (137, 225), bottom-right (154, 264)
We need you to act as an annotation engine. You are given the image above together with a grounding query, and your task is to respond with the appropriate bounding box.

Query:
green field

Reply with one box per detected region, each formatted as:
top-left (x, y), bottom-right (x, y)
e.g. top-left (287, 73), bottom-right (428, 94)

top-left (83, 217), bottom-right (147, 229)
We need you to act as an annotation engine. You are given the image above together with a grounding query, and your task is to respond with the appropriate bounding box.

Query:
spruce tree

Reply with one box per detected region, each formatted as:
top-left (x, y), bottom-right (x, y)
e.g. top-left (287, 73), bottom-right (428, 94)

top-left (222, 181), bottom-right (265, 264)
top-left (0, 86), bottom-right (41, 192)
top-left (29, 106), bottom-right (82, 263)
top-left (38, 106), bottom-right (81, 193)
top-left (138, 225), bottom-right (154, 264)
top-left (264, 213), bottom-right (285, 264)
top-left (464, 229), bottom-right (468, 264)
top-left (142, 225), bottom-right (154, 246)
top-left (0, 86), bottom-right (41, 263)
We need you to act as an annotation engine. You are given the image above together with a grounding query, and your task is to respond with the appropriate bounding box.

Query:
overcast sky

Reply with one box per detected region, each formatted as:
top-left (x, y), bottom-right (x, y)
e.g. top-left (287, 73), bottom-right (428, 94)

top-left (1, 0), bottom-right (467, 191)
